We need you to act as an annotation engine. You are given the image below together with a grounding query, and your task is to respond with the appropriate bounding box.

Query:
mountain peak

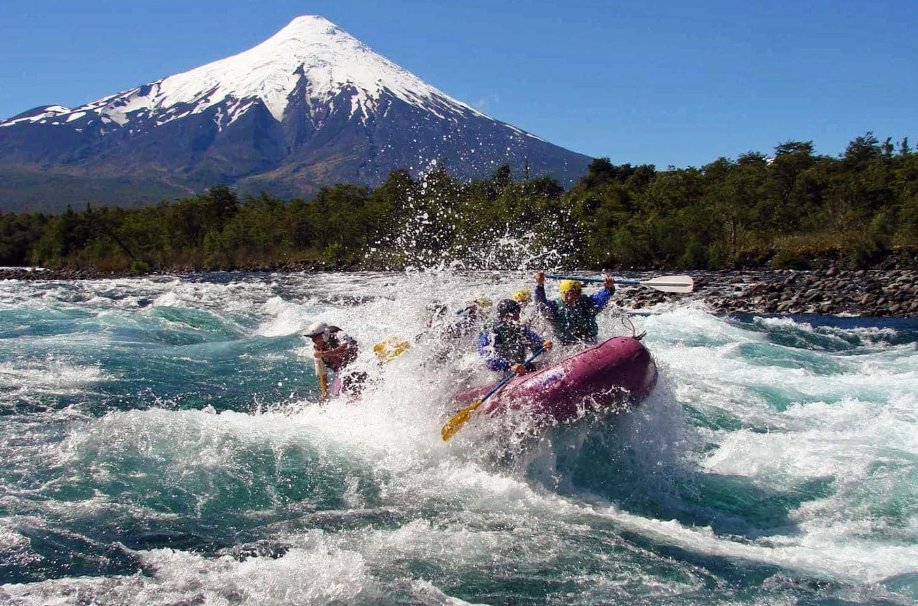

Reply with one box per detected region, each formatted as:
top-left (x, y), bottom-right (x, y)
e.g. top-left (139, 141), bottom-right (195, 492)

top-left (273, 15), bottom-right (341, 39)
top-left (230, 14), bottom-right (482, 122)
top-left (0, 16), bottom-right (592, 212)
top-left (260, 15), bottom-right (362, 58)
top-left (149, 14), bottom-right (483, 125)
top-left (2, 15), bottom-right (481, 130)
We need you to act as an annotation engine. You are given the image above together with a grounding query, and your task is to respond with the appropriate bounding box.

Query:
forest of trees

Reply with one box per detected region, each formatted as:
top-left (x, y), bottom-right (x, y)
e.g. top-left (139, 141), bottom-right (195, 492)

top-left (1, 132), bottom-right (917, 273)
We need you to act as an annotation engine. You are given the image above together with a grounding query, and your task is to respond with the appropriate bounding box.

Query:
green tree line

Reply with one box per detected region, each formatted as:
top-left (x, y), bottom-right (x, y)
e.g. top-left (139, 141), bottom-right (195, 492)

top-left (2, 132), bottom-right (917, 272)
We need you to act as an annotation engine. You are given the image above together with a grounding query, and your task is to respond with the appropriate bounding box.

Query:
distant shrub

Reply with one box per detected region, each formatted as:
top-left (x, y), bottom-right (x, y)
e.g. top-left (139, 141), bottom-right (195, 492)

top-left (771, 250), bottom-right (811, 270)
top-left (130, 260), bottom-right (150, 274)
top-left (679, 238), bottom-right (708, 269)
top-left (323, 243), bottom-right (343, 265)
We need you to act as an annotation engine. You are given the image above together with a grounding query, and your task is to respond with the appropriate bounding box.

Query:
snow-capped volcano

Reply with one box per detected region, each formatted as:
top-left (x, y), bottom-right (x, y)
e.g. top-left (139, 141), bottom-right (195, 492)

top-left (6, 16), bottom-right (486, 131)
top-left (0, 16), bottom-right (592, 211)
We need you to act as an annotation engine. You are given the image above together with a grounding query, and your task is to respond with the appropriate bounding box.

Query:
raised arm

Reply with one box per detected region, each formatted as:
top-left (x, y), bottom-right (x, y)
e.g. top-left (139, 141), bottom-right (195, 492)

top-left (534, 271), bottom-right (559, 320)
top-left (589, 275), bottom-right (616, 312)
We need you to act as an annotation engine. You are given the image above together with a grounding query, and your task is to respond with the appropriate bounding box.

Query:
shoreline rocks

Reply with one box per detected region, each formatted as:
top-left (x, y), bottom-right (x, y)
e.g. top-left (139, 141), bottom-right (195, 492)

top-left (627, 268), bottom-right (918, 318)
top-left (2, 265), bottom-right (916, 319)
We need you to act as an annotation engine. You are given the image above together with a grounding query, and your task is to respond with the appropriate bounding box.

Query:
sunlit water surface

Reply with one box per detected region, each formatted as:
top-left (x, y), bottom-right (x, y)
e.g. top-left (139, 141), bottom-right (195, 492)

top-left (1, 271), bottom-right (917, 605)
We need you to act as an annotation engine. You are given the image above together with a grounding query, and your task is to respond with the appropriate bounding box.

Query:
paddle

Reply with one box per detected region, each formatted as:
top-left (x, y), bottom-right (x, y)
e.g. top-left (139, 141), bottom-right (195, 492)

top-left (375, 300), bottom-right (488, 363)
top-left (315, 357), bottom-right (329, 401)
top-left (545, 274), bottom-right (694, 294)
top-left (373, 336), bottom-right (410, 363)
top-left (441, 347), bottom-right (546, 442)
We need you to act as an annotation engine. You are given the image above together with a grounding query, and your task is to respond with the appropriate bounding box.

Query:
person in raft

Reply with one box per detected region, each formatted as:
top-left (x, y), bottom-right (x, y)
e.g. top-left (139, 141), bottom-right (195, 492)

top-left (454, 297), bottom-right (493, 338)
top-left (512, 288), bottom-right (552, 333)
top-left (533, 271), bottom-right (615, 345)
top-left (512, 289), bottom-right (533, 314)
top-left (304, 321), bottom-right (365, 399)
top-left (478, 299), bottom-right (553, 375)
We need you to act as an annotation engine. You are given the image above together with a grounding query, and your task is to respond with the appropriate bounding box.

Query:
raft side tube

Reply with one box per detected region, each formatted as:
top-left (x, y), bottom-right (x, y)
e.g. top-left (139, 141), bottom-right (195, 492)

top-left (457, 336), bottom-right (658, 427)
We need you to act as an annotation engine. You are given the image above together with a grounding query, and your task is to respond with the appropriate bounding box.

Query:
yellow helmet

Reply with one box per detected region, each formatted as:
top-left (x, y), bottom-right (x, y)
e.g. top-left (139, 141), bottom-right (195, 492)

top-left (559, 280), bottom-right (582, 294)
top-left (513, 289), bottom-right (532, 303)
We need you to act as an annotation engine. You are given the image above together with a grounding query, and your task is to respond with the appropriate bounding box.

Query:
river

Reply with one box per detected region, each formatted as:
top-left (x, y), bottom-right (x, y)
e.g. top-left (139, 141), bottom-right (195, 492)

top-left (1, 270), bottom-right (917, 605)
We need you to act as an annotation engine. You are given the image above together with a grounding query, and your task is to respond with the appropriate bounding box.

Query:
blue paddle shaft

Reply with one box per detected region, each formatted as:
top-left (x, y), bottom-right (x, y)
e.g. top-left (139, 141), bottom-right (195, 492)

top-left (545, 274), bottom-right (631, 285)
top-left (481, 347), bottom-right (546, 402)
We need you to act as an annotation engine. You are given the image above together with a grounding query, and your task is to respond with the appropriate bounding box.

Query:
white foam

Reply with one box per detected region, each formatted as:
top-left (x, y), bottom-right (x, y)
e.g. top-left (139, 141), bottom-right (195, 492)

top-left (594, 505), bottom-right (918, 584)
top-left (0, 359), bottom-right (107, 394)
top-left (1, 540), bottom-right (380, 605)
top-left (256, 296), bottom-right (313, 337)
top-left (0, 519), bottom-right (31, 552)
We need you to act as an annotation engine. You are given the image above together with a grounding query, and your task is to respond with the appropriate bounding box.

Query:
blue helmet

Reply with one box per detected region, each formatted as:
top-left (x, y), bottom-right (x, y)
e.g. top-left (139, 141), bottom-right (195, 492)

top-left (496, 298), bottom-right (521, 320)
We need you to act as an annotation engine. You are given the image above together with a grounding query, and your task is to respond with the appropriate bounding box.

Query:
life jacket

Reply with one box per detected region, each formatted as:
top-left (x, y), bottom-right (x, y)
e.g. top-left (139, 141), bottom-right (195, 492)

top-left (485, 321), bottom-right (532, 365)
top-left (315, 331), bottom-right (358, 372)
top-left (551, 296), bottom-right (600, 345)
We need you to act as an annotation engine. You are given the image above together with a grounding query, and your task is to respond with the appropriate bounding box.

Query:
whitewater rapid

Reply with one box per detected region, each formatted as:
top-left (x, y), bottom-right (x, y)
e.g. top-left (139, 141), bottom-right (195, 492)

top-left (1, 271), bottom-right (917, 605)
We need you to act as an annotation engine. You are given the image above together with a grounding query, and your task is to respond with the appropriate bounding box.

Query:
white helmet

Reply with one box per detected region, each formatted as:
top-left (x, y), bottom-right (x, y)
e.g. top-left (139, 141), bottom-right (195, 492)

top-left (304, 321), bottom-right (328, 338)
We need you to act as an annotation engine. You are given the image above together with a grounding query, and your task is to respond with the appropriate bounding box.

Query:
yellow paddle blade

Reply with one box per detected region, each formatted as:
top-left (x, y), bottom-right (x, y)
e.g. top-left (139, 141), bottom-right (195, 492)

top-left (373, 336), bottom-right (410, 363)
top-left (441, 399), bottom-right (484, 441)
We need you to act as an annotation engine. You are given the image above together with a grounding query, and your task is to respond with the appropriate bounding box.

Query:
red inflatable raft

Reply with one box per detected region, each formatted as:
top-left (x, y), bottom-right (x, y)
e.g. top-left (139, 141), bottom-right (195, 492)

top-left (456, 336), bottom-right (658, 428)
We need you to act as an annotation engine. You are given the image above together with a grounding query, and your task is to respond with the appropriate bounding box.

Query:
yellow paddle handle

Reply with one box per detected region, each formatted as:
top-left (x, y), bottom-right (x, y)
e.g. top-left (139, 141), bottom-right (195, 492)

top-left (315, 357), bottom-right (328, 401)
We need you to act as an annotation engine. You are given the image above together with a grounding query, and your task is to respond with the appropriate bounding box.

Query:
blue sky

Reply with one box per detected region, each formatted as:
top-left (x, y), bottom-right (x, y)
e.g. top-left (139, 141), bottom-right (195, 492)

top-left (1, 0), bottom-right (915, 169)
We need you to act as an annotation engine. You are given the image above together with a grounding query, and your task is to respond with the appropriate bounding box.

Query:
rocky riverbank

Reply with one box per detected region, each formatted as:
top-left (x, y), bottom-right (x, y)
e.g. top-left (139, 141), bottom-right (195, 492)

top-left (3, 265), bottom-right (917, 318)
top-left (628, 267), bottom-right (918, 317)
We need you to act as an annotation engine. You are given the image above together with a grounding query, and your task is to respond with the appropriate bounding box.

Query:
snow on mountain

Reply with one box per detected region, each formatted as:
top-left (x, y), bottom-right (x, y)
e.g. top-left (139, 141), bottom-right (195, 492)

top-left (2, 105), bottom-right (74, 126)
top-left (1, 16), bottom-right (491, 132)
top-left (0, 16), bottom-right (592, 212)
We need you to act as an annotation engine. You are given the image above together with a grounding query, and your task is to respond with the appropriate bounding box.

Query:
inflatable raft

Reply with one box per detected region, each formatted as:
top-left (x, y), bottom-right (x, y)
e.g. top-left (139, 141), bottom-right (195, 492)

top-left (455, 336), bottom-right (658, 428)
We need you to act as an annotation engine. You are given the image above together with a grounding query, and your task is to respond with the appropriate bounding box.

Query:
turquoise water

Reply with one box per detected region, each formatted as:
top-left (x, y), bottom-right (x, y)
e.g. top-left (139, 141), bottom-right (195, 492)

top-left (1, 271), bottom-right (917, 605)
